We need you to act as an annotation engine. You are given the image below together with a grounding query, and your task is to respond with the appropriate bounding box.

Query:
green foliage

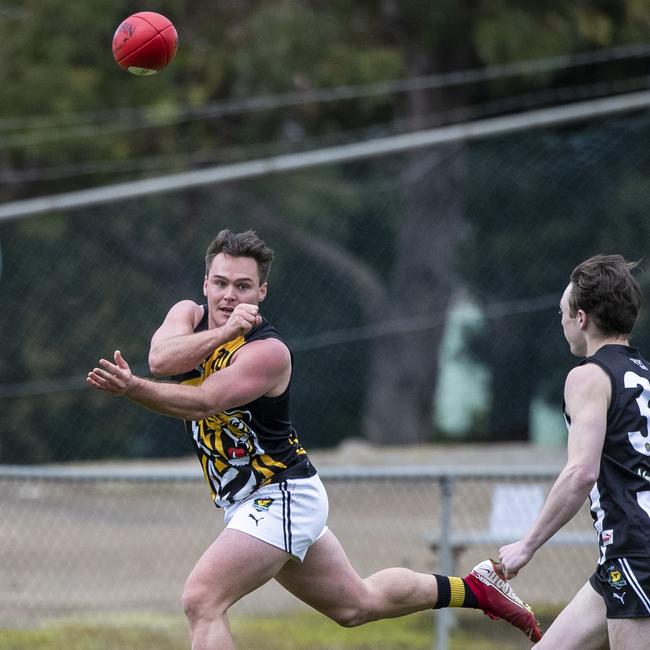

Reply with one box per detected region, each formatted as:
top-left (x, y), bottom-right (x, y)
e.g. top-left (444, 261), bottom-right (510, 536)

top-left (475, 8), bottom-right (577, 64)
top-left (3, 0), bottom-right (650, 199)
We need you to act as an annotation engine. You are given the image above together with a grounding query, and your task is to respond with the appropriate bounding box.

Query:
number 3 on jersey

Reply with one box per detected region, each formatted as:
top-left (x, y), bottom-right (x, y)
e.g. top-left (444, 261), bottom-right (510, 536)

top-left (624, 370), bottom-right (650, 456)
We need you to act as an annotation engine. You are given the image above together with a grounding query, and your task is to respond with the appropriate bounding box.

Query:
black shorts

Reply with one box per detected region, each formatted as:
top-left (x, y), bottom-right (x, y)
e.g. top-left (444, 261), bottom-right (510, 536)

top-left (589, 557), bottom-right (650, 618)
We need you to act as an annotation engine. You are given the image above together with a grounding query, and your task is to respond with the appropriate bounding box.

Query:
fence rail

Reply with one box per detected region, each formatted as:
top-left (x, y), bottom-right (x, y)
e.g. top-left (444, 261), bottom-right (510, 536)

top-left (0, 462), bottom-right (562, 480)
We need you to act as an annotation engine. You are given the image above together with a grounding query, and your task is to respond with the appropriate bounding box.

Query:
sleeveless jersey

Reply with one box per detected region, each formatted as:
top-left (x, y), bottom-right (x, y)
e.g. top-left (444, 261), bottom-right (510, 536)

top-left (173, 307), bottom-right (316, 508)
top-left (565, 344), bottom-right (650, 563)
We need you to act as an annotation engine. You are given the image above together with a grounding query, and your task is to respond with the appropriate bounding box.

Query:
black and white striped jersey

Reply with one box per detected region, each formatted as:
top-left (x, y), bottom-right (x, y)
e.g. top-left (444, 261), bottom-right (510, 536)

top-left (565, 344), bottom-right (650, 564)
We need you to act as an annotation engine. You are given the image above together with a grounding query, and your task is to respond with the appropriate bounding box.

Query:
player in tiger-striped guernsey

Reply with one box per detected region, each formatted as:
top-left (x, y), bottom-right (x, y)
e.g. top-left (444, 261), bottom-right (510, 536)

top-left (88, 230), bottom-right (541, 649)
top-left (170, 306), bottom-right (316, 508)
top-left (499, 255), bottom-right (650, 649)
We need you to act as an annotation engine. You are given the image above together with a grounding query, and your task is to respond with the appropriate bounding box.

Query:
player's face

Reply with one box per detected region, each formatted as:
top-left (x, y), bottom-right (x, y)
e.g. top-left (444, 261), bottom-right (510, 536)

top-left (560, 283), bottom-right (587, 357)
top-left (204, 253), bottom-right (267, 327)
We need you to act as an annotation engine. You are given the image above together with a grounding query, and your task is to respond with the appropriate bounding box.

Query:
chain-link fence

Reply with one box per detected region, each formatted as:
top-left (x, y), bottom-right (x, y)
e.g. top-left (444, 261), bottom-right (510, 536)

top-left (3, 105), bottom-right (650, 462)
top-left (0, 463), bottom-right (596, 646)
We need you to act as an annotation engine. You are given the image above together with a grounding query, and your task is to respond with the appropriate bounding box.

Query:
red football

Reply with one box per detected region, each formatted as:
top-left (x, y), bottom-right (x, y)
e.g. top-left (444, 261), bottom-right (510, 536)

top-left (112, 12), bottom-right (178, 76)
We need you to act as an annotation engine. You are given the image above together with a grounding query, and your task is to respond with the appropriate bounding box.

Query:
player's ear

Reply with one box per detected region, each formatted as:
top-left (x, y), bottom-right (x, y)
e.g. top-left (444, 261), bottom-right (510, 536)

top-left (577, 309), bottom-right (588, 329)
top-left (259, 282), bottom-right (267, 302)
top-left (203, 275), bottom-right (208, 297)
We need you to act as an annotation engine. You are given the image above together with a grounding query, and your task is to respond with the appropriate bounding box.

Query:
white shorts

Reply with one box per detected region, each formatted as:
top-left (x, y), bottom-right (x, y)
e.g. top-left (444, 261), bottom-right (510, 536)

top-left (223, 473), bottom-right (329, 561)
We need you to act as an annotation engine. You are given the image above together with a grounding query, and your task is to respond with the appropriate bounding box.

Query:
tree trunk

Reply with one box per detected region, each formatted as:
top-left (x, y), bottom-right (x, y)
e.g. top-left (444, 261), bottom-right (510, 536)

top-left (361, 14), bottom-right (471, 444)
top-left (363, 145), bottom-right (465, 443)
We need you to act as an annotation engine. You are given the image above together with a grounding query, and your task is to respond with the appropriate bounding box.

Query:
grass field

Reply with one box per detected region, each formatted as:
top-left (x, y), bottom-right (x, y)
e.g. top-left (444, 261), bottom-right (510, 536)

top-left (0, 608), bottom-right (557, 650)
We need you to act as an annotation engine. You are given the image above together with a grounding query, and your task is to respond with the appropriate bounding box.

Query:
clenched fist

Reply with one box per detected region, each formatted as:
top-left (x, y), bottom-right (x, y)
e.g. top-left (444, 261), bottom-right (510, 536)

top-left (220, 303), bottom-right (262, 341)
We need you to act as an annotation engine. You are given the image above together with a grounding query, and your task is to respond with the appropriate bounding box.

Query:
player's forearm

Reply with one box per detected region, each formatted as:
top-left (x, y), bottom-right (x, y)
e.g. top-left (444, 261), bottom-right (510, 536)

top-left (125, 376), bottom-right (215, 420)
top-left (148, 329), bottom-right (227, 376)
top-left (522, 464), bottom-right (595, 551)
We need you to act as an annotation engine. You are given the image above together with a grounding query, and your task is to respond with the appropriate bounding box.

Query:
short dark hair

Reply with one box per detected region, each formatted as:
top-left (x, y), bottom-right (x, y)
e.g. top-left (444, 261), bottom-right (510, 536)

top-left (205, 229), bottom-right (274, 283)
top-left (569, 254), bottom-right (642, 335)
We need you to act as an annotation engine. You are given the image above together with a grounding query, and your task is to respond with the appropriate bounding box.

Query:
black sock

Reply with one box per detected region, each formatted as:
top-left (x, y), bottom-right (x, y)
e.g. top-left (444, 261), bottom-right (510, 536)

top-left (433, 575), bottom-right (479, 609)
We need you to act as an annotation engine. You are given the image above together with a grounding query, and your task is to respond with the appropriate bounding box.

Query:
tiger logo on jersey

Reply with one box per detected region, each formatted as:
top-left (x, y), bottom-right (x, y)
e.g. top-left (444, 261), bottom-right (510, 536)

top-left (198, 409), bottom-right (266, 467)
top-left (192, 406), bottom-right (289, 506)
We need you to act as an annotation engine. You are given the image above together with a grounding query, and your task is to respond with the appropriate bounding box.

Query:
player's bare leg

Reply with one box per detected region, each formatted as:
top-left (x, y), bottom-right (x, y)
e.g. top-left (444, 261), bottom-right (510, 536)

top-left (277, 531), bottom-right (541, 640)
top-left (608, 617), bottom-right (650, 650)
top-left (275, 529), bottom-right (441, 625)
top-left (533, 581), bottom-right (608, 650)
top-left (182, 528), bottom-right (290, 650)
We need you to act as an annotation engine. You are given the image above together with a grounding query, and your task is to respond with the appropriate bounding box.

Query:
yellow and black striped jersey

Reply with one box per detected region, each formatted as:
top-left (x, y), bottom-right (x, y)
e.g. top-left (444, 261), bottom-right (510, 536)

top-left (173, 306), bottom-right (316, 507)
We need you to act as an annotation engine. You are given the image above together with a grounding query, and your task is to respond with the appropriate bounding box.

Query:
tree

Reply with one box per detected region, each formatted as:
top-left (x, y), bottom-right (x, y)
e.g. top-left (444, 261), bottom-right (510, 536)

top-left (3, 1), bottom-right (650, 462)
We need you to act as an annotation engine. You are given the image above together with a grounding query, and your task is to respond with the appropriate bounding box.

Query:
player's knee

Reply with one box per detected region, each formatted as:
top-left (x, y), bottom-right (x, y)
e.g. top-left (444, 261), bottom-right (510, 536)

top-left (182, 577), bottom-right (223, 623)
top-left (181, 583), bottom-right (202, 623)
top-left (325, 584), bottom-right (377, 627)
top-left (328, 605), bottom-right (371, 628)
top-left (330, 609), bottom-right (364, 628)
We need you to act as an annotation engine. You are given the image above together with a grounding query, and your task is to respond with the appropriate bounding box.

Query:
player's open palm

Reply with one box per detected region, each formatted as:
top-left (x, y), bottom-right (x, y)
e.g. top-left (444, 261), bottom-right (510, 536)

top-left (87, 350), bottom-right (134, 395)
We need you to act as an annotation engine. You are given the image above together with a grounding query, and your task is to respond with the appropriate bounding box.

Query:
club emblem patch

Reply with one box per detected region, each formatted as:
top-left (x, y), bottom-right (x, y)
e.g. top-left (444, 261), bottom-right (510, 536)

top-left (607, 566), bottom-right (627, 590)
top-left (253, 497), bottom-right (274, 512)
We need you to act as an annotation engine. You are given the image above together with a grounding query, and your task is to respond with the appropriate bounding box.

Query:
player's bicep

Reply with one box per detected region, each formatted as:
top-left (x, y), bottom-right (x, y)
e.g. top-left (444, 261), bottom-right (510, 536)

top-left (200, 340), bottom-right (290, 412)
top-left (564, 365), bottom-right (609, 473)
top-left (150, 301), bottom-right (202, 347)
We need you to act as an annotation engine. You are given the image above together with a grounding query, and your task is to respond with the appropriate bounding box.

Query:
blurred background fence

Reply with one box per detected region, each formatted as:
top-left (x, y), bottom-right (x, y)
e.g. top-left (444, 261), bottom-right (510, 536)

top-left (0, 460), bottom-right (596, 646)
top-left (3, 98), bottom-right (650, 464)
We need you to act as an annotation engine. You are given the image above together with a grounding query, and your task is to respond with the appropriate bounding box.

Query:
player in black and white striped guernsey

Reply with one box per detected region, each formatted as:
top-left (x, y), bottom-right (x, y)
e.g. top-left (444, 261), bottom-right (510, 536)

top-left (499, 254), bottom-right (650, 649)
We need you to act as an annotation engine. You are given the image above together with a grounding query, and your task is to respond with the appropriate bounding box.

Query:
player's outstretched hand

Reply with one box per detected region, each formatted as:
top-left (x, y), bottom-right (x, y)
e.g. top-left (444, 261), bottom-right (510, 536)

top-left (87, 350), bottom-right (133, 395)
